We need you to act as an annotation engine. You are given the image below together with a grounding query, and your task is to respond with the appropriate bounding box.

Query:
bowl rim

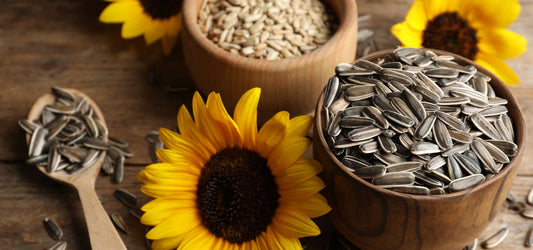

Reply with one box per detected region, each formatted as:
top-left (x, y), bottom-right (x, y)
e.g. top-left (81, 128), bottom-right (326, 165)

top-left (315, 47), bottom-right (527, 200)
top-left (181, 0), bottom-right (358, 70)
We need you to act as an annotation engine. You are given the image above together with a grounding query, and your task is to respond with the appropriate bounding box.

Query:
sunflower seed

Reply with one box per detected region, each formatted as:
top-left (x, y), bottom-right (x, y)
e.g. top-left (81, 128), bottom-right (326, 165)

top-left (377, 135), bottom-right (396, 154)
top-left (426, 155), bottom-right (446, 170)
top-left (374, 151), bottom-right (407, 165)
top-left (340, 116), bottom-right (375, 128)
top-left (448, 129), bottom-right (473, 144)
top-left (345, 85), bottom-right (376, 101)
top-left (414, 171), bottom-right (444, 188)
top-left (373, 172), bottom-right (415, 186)
top-left (454, 153), bottom-right (482, 175)
top-left (526, 227), bottom-right (533, 247)
top-left (450, 87), bottom-right (488, 107)
top-left (436, 111), bottom-right (465, 131)
top-left (360, 141), bottom-right (379, 154)
top-left (389, 185), bottom-right (430, 195)
top-left (362, 106), bottom-right (389, 129)
top-left (471, 139), bottom-right (498, 173)
top-left (114, 188), bottom-right (138, 209)
top-left (494, 118), bottom-right (513, 142)
top-left (470, 113), bottom-right (501, 140)
top-left (441, 142), bottom-right (469, 157)
top-left (323, 76), bottom-right (340, 108)
top-left (410, 141), bottom-right (440, 155)
top-left (383, 110), bottom-right (415, 128)
top-left (48, 241), bottom-right (67, 250)
top-left (478, 139), bottom-right (509, 163)
top-left (372, 94), bottom-right (394, 111)
top-left (82, 137), bottom-right (111, 150)
top-left (110, 213), bottom-right (129, 234)
top-left (430, 187), bottom-right (446, 195)
top-left (347, 126), bottom-right (382, 141)
top-left (486, 140), bottom-right (518, 156)
top-left (43, 217), bottom-right (63, 240)
top-left (341, 155), bottom-right (371, 171)
top-left (355, 59), bottom-right (382, 72)
top-left (479, 105), bottom-right (508, 116)
top-left (387, 161), bottom-right (423, 172)
top-left (449, 174), bottom-right (485, 192)
top-left (481, 227), bottom-right (509, 248)
top-left (354, 165), bottom-right (387, 178)
top-left (113, 155), bottom-right (125, 184)
top-left (130, 206), bottom-right (145, 220)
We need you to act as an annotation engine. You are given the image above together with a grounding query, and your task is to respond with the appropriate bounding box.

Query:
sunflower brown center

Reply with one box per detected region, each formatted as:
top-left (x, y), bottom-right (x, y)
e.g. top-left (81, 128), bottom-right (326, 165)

top-left (422, 12), bottom-right (478, 59)
top-left (139, 0), bottom-right (182, 20)
top-left (196, 147), bottom-right (279, 244)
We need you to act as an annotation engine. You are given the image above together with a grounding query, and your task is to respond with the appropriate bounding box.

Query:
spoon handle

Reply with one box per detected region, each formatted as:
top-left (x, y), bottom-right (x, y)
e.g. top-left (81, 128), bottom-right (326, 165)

top-left (76, 179), bottom-right (127, 250)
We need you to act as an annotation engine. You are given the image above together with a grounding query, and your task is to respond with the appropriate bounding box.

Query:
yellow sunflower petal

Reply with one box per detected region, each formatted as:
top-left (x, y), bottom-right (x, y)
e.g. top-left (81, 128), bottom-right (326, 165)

top-left (275, 158), bottom-right (323, 189)
top-left (177, 105), bottom-right (218, 155)
top-left (98, 0), bottom-right (143, 23)
top-left (144, 19), bottom-right (167, 45)
top-left (146, 209), bottom-right (201, 239)
top-left (279, 176), bottom-right (325, 200)
top-left (390, 22), bottom-right (423, 47)
top-left (206, 92), bottom-right (242, 148)
top-left (193, 92), bottom-right (228, 151)
top-left (167, 13), bottom-right (182, 37)
top-left (287, 115), bottom-right (312, 138)
top-left (404, 0), bottom-right (428, 31)
top-left (256, 111), bottom-right (289, 158)
top-left (272, 205), bottom-right (321, 238)
top-left (141, 182), bottom-right (198, 198)
top-left (255, 233), bottom-right (270, 249)
top-left (140, 169), bottom-right (199, 187)
top-left (268, 137), bottom-right (311, 176)
top-left (121, 12), bottom-right (152, 39)
top-left (423, 0), bottom-right (460, 20)
top-left (151, 236), bottom-right (184, 250)
top-left (162, 34), bottom-right (178, 55)
top-left (177, 226), bottom-right (217, 250)
top-left (141, 193), bottom-right (197, 211)
top-left (475, 54), bottom-right (521, 85)
top-left (141, 200), bottom-right (196, 226)
top-left (144, 162), bottom-right (202, 176)
top-left (159, 127), bottom-right (211, 163)
top-left (264, 226), bottom-right (284, 249)
top-left (270, 226), bottom-right (302, 250)
top-left (156, 148), bottom-right (204, 167)
top-left (463, 0), bottom-right (520, 29)
top-left (477, 29), bottom-right (527, 60)
top-left (234, 88), bottom-right (260, 149)
top-left (280, 193), bottom-right (331, 218)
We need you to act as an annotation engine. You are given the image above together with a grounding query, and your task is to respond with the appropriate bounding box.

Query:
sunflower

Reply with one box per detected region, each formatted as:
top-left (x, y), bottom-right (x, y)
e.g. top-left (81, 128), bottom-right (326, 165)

top-left (138, 88), bottom-right (331, 249)
top-left (99, 0), bottom-right (182, 55)
top-left (391, 0), bottom-right (527, 85)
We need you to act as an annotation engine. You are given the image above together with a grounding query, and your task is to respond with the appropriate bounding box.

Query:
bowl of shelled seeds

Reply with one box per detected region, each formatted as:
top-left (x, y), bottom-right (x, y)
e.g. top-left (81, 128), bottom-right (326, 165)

top-left (181, 0), bottom-right (357, 122)
top-left (313, 47), bottom-right (526, 250)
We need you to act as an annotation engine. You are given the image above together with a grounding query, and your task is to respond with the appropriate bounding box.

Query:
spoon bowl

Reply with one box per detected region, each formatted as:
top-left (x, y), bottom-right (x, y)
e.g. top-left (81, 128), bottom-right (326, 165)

top-left (25, 88), bottom-right (126, 250)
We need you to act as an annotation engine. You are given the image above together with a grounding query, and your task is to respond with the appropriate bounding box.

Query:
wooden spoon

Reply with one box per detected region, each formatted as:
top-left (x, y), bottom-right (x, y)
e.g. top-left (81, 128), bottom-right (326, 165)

top-left (26, 88), bottom-right (126, 250)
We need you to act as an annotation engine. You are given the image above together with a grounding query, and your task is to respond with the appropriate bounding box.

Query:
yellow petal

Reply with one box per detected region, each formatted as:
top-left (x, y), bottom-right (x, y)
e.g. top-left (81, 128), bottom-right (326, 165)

top-left (475, 54), bottom-right (521, 85)
top-left (144, 19), bottom-right (167, 45)
top-left (206, 92), bottom-right (242, 148)
top-left (256, 111), bottom-right (289, 158)
top-left (280, 193), bottom-right (331, 218)
top-left (423, 0), bottom-right (460, 20)
top-left (268, 137), bottom-right (311, 176)
top-left (159, 127), bottom-right (211, 163)
top-left (275, 158), bottom-right (322, 189)
top-left (141, 199), bottom-right (196, 225)
top-left (156, 148), bottom-right (204, 167)
top-left (177, 226), bottom-right (217, 250)
top-left (272, 205), bottom-right (321, 238)
top-left (390, 22), bottom-right (423, 47)
top-left (192, 92), bottom-right (227, 151)
top-left (142, 194), bottom-right (196, 211)
top-left (151, 236), bottom-right (184, 250)
top-left (146, 209), bottom-right (201, 239)
top-left (121, 12), bottom-right (151, 39)
top-left (404, 0), bottom-right (428, 31)
top-left (140, 169), bottom-right (199, 187)
top-left (279, 176), bottom-right (325, 200)
top-left (177, 105), bottom-right (217, 155)
top-left (255, 234), bottom-right (270, 249)
top-left (234, 88), bottom-right (261, 149)
top-left (477, 29), bottom-right (527, 60)
top-left (463, 0), bottom-right (521, 29)
top-left (144, 162), bottom-right (202, 176)
top-left (166, 13), bottom-right (182, 37)
top-left (162, 34), bottom-right (177, 55)
top-left (287, 115), bottom-right (312, 138)
top-left (264, 226), bottom-right (284, 249)
top-left (270, 226), bottom-right (302, 250)
top-left (98, 0), bottom-right (143, 23)
top-left (141, 182), bottom-right (197, 198)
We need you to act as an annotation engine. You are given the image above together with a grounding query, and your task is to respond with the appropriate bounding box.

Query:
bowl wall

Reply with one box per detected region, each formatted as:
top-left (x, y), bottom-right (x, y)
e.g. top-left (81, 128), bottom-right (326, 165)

top-left (313, 49), bottom-right (526, 250)
top-left (181, 0), bottom-right (358, 123)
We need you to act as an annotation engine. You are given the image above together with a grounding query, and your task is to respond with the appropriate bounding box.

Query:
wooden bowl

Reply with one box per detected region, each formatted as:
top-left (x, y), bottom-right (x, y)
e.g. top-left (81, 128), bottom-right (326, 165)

top-left (181, 0), bottom-right (358, 123)
top-left (313, 49), bottom-right (526, 250)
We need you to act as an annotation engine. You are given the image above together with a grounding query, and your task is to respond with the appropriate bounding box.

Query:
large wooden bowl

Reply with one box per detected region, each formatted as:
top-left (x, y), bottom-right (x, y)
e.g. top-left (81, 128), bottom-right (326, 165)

top-left (313, 49), bottom-right (526, 250)
top-left (181, 0), bottom-right (358, 123)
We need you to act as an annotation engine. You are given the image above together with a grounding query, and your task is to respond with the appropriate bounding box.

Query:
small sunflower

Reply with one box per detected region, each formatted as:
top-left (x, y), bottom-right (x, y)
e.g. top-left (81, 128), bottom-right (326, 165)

top-left (99, 0), bottom-right (182, 55)
top-left (138, 88), bottom-right (331, 249)
top-left (391, 0), bottom-right (527, 85)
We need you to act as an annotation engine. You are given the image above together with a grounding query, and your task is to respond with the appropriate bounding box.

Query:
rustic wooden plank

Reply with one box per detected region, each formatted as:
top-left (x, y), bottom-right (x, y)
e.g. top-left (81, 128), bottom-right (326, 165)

top-left (0, 162), bottom-right (151, 249)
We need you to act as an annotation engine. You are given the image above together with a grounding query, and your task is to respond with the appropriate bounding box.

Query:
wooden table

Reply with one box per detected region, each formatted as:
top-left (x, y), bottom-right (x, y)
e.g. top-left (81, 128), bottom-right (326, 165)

top-left (1, 0), bottom-right (532, 249)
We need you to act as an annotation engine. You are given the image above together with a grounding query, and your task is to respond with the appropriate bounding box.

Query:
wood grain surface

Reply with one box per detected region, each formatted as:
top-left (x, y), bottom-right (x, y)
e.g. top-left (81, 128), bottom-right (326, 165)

top-left (1, 0), bottom-right (532, 249)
